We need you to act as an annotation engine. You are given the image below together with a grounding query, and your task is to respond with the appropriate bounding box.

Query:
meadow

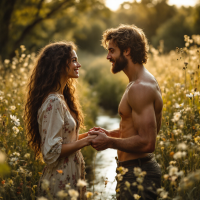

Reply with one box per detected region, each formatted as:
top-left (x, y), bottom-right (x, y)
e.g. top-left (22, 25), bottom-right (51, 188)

top-left (0, 34), bottom-right (200, 200)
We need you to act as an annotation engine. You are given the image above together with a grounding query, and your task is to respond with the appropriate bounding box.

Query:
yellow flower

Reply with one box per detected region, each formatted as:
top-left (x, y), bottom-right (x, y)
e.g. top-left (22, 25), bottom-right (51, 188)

top-left (133, 194), bottom-right (141, 199)
top-left (9, 180), bottom-right (13, 185)
top-left (170, 152), bottom-right (174, 157)
top-left (18, 127), bottom-right (23, 131)
top-left (125, 181), bottom-right (130, 188)
top-left (57, 170), bottom-right (63, 174)
top-left (167, 101), bottom-right (171, 106)
top-left (116, 188), bottom-right (120, 193)
top-left (85, 192), bottom-right (93, 198)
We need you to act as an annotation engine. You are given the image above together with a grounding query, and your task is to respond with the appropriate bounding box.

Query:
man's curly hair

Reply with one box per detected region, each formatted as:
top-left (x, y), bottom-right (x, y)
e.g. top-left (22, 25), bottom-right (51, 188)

top-left (102, 24), bottom-right (149, 64)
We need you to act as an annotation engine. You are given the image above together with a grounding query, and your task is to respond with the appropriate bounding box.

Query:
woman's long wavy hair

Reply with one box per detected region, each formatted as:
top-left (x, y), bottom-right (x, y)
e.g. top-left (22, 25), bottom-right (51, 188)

top-left (24, 41), bottom-right (84, 159)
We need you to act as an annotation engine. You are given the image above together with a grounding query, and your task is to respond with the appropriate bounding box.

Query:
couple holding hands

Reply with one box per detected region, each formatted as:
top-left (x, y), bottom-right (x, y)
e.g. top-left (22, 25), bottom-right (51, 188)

top-left (24, 24), bottom-right (163, 200)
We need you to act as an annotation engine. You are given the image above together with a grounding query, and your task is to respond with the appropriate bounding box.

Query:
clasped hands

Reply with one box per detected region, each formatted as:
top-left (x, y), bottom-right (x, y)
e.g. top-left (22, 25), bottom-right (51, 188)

top-left (86, 127), bottom-right (110, 151)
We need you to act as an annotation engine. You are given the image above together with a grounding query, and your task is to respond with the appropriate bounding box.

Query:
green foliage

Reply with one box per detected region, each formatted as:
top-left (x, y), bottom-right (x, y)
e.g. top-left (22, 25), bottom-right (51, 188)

top-left (79, 51), bottom-right (127, 113)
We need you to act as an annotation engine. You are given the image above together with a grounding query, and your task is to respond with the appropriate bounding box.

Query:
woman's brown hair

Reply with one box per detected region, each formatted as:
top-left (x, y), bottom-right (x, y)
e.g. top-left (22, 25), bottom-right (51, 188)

top-left (24, 41), bottom-right (84, 159)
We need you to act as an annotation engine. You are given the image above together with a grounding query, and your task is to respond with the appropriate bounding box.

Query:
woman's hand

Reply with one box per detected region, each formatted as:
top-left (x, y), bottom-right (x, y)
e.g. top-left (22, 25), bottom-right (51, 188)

top-left (86, 134), bottom-right (97, 145)
top-left (89, 127), bottom-right (110, 136)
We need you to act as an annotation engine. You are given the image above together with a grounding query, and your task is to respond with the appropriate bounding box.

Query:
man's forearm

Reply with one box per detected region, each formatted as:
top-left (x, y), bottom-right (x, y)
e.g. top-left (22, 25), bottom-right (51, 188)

top-left (108, 135), bottom-right (155, 153)
top-left (109, 129), bottom-right (121, 138)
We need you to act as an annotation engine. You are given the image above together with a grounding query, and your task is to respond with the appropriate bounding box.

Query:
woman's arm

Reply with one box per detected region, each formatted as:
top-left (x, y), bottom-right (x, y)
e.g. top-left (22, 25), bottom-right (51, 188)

top-left (78, 132), bottom-right (89, 140)
top-left (59, 135), bottom-right (96, 158)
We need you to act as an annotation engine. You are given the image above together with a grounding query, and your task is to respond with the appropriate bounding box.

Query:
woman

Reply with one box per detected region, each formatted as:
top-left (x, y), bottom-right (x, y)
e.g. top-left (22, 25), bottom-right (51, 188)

top-left (24, 41), bottom-right (96, 199)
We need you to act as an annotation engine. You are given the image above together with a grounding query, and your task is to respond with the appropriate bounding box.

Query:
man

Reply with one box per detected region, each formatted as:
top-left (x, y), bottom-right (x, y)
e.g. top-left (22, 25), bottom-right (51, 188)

top-left (89, 24), bottom-right (163, 200)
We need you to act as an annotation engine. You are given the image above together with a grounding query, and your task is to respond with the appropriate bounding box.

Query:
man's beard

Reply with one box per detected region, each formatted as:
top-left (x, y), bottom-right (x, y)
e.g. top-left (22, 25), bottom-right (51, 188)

top-left (110, 54), bottom-right (128, 74)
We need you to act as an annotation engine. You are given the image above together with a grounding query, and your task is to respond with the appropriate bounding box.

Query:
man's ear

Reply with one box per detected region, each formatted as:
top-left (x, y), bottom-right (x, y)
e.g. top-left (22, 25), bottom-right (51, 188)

top-left (124, 48), bottom-right (131, 56)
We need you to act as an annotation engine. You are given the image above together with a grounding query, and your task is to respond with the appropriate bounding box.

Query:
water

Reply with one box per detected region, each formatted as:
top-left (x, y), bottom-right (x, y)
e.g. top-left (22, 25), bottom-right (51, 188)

top-left (93, 115), bottom-right (120, 199)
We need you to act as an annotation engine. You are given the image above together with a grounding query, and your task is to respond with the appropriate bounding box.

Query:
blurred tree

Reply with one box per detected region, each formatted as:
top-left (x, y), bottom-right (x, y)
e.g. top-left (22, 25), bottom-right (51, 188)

top-left (114, 0), bottom-right (176, 43)
top-left (193, 5), bottom-right (200, 33)
top-left (0, 0), bottom-right (109, 60)
top-left (152, 7), bottom-right (194, 52)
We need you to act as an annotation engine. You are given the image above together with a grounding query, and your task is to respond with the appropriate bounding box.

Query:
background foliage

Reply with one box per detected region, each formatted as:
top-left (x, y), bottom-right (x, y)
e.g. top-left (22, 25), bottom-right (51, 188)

top-left (1, 0), bottom-right (200, 199)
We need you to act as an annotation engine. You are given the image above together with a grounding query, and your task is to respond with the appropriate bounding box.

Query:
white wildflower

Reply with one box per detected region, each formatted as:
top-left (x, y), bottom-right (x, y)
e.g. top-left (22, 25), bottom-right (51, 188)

top-left (65, 183), bottom-right (71, 190)
top-left (177, 170), bottom-right (184, 177)
top-left (169, 166), bottom-right (178, 176)
top-left (56, 190), bottom-right (68, 198)
top-left (133, 167), bottom-right (142, 176)
top-left (77, 179), bottom-right (87, 187)
top-left (177, 143), bottom-right (187, 150)
top-left (174, 103), bottom-right (184, 108)
top-left (159, 141), bottom-right (164, 146)
top-left (173, 151), bottom-right (183, 159)
top-left (186, 93), bottom-right (193, 98)
top-left (4, 59), bottom-right (10, 64)
top-left (20, 45), bottom-right (26, 52)
top-left (41, 179), bottom-right (49, 190)
top-left (10, 157), bottom-right (18, 162)
top-left (10, 115), bottom-right (20, 126)
top-left (68, 189), bottom-right (79, 198)
top-left (12, 126), bottom-right (19, 135)
top-left (169, 161), bottom-right (176, 165)
top-left (125, 181), bottom-right (130, 188)
top-left (157, 188), bottom-right (164, 194)
top-left (136, 177), bottom-right (143, 184)
top-left (10, 106), bottom-right (16, 110)
top-left (137, 184), bottom-right (144, 191)
top-left (160, 191), bottom-right (168, 199)
top-left (28, 172), bottom-right (32, 177)
top-left (24, 153), bottom-right (30, 159)
top-left (12, 152), bottom-right (20, 156)
top-left (21, 54), bottom-right (26, 58)
top-left (133, 194), bottom-right (141, 200)
top-left (37, 197), bottom-right (48, 200)
top-left (173, 112), bottom-right (181, 122)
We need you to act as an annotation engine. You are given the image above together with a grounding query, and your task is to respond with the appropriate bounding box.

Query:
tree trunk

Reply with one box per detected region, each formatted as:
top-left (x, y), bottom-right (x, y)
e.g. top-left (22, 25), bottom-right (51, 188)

top-left (0, 0), bottom-right (17, 60)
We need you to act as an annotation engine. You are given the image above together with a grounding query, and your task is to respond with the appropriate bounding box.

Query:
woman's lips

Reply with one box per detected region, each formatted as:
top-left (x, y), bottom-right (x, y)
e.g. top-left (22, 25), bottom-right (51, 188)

top-left (74, 69), bottom-right (79, 74)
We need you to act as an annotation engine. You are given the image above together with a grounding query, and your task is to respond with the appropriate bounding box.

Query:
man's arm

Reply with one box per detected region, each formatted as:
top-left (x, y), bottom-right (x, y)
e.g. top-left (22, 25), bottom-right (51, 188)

top-left (90, 127), bottom-right (121, 138)
top-left (90, 84), bottom-right (157, 153)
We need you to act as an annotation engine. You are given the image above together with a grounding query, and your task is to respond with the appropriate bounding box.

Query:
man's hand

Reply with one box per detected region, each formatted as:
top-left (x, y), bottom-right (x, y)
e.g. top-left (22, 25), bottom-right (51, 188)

top-left (88, 130), bottom-right (111, 151)
top-left (89, 127), bottom-right (110, 136)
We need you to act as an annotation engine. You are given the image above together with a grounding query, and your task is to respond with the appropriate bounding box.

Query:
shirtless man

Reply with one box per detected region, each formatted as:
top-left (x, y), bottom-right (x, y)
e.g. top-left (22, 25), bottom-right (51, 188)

top-left (89, 24), bottom-right (163, 200)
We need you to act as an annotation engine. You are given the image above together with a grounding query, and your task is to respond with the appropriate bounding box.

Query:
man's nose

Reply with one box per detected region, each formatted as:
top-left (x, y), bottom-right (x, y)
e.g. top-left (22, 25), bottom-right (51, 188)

top-left (107, 54), bottom-right (111, 60)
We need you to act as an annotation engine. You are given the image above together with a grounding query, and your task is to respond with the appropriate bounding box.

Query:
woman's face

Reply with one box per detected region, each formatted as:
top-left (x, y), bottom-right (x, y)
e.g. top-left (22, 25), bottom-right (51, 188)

top-left (66, 50), bottom-right (81, 79)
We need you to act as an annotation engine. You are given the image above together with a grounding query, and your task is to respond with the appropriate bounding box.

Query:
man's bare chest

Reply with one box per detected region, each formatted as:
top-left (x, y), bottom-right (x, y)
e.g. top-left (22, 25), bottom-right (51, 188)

top-left (118, 90), bottom-right (132, 118)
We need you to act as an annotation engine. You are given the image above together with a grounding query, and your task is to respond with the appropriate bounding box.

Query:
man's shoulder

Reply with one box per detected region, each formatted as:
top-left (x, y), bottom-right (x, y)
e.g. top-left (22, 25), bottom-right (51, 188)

top-left (127, 81), bottom-right (155, 112)
top-left (128, 81), bottom-right (155, 99)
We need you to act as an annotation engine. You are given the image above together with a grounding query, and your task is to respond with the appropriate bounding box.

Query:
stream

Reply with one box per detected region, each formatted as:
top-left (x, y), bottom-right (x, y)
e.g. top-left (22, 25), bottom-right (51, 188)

top-left (93, 115), bottom-right (120, 199)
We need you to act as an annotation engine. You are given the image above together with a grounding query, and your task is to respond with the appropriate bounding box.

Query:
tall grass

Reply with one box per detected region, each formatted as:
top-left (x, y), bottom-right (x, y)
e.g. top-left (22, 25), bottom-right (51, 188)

top-left (0, 34), bottom-right (200, 199)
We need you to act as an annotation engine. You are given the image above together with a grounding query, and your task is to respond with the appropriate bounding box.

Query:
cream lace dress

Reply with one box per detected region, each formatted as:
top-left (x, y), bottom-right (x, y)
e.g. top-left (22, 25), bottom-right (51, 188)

top-left (37, 94), bottom-right (86, 199)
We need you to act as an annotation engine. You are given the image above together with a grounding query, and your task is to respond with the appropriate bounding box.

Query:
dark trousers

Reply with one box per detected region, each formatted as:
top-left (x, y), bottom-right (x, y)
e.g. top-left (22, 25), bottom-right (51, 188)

top-left (116, 154), bottom-right (161, 200)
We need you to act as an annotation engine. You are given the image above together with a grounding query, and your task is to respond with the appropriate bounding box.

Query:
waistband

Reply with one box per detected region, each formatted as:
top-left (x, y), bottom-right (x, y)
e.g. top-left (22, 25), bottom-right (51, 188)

top-left (117, 153), bottom-right (154, 167)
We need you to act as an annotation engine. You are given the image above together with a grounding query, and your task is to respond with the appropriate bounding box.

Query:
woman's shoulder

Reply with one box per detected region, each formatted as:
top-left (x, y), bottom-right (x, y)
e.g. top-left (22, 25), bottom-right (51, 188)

top-left (38, 93), bottom-right (64, 113)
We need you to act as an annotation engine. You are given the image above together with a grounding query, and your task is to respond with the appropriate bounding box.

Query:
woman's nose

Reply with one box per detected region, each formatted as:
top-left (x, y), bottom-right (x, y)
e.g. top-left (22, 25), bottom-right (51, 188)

top-left (78, 62), bottom-right (81, 68)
